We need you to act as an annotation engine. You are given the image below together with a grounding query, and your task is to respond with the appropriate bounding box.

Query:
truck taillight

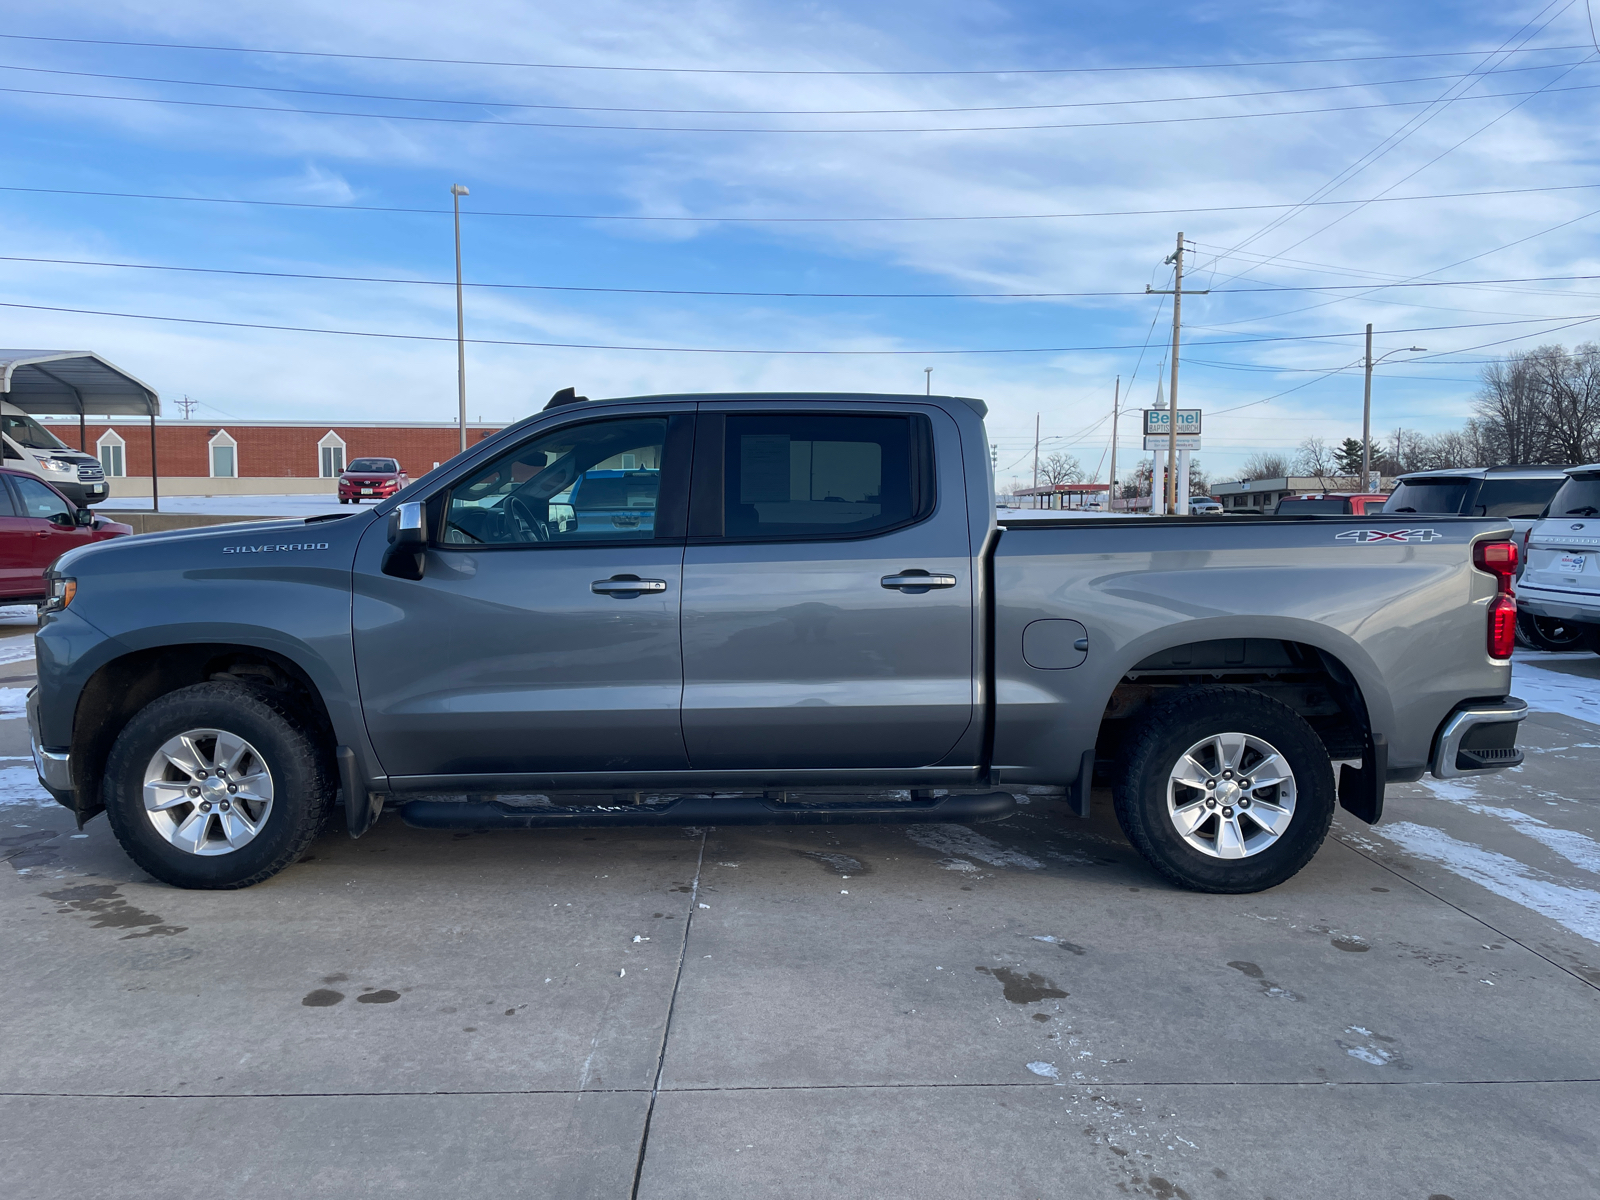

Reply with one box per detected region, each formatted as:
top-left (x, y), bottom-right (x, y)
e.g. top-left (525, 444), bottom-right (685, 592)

top-left (1474, 539), bottom-right (1518, 658)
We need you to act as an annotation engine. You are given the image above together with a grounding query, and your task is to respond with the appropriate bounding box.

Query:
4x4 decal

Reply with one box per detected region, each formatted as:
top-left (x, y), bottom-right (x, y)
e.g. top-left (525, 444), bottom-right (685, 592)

top-left (1335, 528), bottom-right (1442, 543)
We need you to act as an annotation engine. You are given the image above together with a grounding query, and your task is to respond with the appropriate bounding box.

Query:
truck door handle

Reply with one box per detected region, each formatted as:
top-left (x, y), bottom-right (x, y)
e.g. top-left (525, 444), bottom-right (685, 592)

top-left (591, 575), bottom-right (668, 597)
top-left (881, 570), bottom-right (958, 593)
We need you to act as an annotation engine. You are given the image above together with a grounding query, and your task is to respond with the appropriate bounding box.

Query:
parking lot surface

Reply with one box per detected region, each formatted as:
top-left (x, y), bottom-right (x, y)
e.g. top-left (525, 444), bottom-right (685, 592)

top-left (1, 609), bottom-right (1595, 1199)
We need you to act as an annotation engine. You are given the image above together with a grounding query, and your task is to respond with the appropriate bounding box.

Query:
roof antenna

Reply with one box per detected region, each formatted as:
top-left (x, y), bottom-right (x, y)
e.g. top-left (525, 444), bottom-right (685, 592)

top-left (544, 387), bottom-right (589, 410)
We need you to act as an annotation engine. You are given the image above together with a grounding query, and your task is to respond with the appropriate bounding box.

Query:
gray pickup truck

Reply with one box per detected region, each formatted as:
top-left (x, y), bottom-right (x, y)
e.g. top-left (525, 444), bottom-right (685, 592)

top-left (28, 392), bottom-right (1528, 894)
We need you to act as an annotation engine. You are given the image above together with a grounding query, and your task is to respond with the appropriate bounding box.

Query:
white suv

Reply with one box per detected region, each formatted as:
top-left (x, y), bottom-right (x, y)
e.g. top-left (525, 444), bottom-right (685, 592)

top-left (1517, 463), bottom-right (1600, 652)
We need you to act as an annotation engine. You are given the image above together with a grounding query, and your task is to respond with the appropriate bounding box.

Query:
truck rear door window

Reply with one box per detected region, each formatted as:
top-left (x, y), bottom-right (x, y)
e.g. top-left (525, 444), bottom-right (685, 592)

top-left (1475, 477), bottom-right (1565, 518)
top-left (719, 413), bottom-right (931, 541)
top-left (1382, 479), bottom-right (1473, 514)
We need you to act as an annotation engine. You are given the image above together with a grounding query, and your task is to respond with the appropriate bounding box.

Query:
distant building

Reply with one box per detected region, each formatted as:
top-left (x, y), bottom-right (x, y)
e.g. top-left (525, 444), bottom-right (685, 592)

top-left (1211, 476), bottom-right (1395, 512)
top-left (41, 418), bottom-right (505, 498)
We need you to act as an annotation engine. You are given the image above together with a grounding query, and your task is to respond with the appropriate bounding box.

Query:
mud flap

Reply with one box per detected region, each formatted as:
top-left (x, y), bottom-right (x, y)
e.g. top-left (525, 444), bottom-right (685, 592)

top-left (1338, 733), bottom-right (1387, 825)
top-left (1067, 749), bottom-right (1095, 818)
top-left (339, 746), bottom-right (383, 838)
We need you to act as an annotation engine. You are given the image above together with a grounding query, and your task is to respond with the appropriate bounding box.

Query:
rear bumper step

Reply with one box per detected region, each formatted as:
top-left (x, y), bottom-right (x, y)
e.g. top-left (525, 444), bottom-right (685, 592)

top-left (397, 790), bottom-right (1017, 830)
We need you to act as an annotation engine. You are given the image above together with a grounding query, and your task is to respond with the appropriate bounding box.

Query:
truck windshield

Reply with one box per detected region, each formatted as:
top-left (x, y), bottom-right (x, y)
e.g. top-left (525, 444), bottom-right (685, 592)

top-left (1548, 473), bottom-right (1600, 516)
top-left (2, 412), bottom-right (69, 451)
top-left (1476, 477), bottom-right (1565, 518)
top-left (1382, 479), bottom-right (1473, 514)
top-left (1275, 498), bottom-right (1350, 515)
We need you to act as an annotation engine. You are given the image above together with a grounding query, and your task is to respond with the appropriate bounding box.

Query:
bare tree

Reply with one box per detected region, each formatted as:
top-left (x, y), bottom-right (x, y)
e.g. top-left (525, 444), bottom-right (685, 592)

top-left (1293, 437), bottom-right (1337, 487)
top-left (1038, 451), bottom-right (1084, 486)
top-left (1240, 452), bottom-right (1291, 481)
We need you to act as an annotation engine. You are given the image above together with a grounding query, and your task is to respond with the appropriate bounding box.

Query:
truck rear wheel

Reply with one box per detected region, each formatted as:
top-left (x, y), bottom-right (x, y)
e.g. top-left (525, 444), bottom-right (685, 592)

top-left (102, 682), bottom-right (335, 889)
top-left (1113, 686), bottom-right (1336, 894)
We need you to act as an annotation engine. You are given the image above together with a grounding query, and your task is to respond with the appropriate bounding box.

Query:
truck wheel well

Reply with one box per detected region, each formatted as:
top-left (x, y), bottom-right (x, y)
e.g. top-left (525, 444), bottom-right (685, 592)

top-left (1096, 638), bottom-right (1371, 768)
top-left (72, 644), bottom-right (334, 817)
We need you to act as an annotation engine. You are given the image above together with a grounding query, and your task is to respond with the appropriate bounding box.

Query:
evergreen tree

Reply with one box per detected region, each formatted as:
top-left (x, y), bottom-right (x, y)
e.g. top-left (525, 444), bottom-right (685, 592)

top-left (1333, 437), bottom-right (1366, 476)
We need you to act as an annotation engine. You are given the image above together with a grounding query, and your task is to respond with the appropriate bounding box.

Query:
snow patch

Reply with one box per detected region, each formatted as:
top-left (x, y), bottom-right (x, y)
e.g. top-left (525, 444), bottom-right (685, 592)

top-left (0, 688), bottom-right (28, 719)
top-left (905, 824), bottom-right (1043, 870)
top-left (0, 639), bottom-right (34, 666)
top-left (1026, 1061), bottom-right (1060, 1079)
top-left (1378, 821), bottom-right (1600, 944)
top-left (0, 765), bottom-right (55, 808)
top-left (1513, 658), bottom-right (1600, 726)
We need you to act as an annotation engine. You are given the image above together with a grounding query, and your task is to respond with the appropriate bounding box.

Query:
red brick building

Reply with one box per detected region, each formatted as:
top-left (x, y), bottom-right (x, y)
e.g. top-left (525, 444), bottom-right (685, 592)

top-left (40, 419), bottom-right (506, 495)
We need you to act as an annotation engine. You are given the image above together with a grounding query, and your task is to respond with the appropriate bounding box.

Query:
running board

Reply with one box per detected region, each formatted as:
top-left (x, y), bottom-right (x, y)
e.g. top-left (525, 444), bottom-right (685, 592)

top-left (396, 790), bottom-right (1016, 830)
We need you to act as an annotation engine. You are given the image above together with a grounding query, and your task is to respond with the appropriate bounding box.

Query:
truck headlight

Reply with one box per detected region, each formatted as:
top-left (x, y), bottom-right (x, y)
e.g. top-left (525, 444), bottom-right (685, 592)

top-left (37, 458), bottom-right (74, 475)
top-left (43, 576), bottom-right (76, 612)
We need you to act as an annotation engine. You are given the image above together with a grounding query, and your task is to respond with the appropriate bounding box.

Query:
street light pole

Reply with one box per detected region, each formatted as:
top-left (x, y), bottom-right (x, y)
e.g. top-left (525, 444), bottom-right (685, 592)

top-left (924, 367), bottom-right (932, 395)
top-left (451, 183), bottom-right (470, 454)
top-left (1106, 375), bottom-right (1120, 513)
top-left (1361, 326), bottom-right (1426, 491)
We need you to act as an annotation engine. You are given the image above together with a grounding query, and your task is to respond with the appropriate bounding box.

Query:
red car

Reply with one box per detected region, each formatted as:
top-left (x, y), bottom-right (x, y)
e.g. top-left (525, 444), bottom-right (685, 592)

top-left (1273, 492), bottom-right (1390, 516)
top-left (0, 468), bottom-right (131, 605)
top-left (338, 457), bottom-right (409, 504)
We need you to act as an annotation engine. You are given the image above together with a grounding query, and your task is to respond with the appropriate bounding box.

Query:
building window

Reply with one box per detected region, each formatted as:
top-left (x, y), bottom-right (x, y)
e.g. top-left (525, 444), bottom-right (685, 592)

top-left (318, 431), bottom-right (346, 477)
top-left (96, 430), bottom-right (126, 477)
top-left (209, 429), bottom-right (237, 478)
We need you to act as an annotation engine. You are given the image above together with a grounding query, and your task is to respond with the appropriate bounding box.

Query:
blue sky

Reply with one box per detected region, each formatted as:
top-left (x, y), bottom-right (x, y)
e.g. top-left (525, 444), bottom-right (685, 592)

top-left (3, 1), bottom-right (1599, 486)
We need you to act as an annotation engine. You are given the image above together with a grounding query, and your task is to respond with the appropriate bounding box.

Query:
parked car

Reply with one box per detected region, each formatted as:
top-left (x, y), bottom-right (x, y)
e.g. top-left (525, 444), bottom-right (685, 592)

top-left (338, 458), bottom-right (408, 504)
top-left (1273, 493), bottom-right (1389, 516)
top-left (1187, 497), bottom-right (1222, 514)
top-left (1515, 463), bottom-right (1600, 652)
top-left (1, 400), bottom-right (110, 507)
top-left (0, 468), bottom-right (129, 604)
top-left (31, 391), bottom-right (1526, 895)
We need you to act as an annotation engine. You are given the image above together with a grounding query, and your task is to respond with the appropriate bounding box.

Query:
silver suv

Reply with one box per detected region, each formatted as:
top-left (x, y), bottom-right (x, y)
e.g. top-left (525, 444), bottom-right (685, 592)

top-left (1382, 465), bottom-right (1571, 548)
top-left (1517, 463), bottom-right (1600, 652)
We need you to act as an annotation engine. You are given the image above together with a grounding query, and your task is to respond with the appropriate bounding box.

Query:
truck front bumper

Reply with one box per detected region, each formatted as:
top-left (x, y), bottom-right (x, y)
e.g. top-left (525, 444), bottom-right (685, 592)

top-left (1430, 697), bottom-right (1528, 779)
top-left (26, 686), bottom-right (73, 803)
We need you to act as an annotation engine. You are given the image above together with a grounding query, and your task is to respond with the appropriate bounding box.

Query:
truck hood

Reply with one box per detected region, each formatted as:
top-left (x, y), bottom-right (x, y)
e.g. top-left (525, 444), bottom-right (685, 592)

top-left (53, 510), bottom-right (379, 575)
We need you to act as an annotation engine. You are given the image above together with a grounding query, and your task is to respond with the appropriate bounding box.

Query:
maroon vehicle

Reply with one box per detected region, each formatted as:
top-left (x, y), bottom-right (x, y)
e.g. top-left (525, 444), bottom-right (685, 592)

top-left (0, 468), bottom-right (131, 605)
top-left (338, 457), bottom-right (409, 504)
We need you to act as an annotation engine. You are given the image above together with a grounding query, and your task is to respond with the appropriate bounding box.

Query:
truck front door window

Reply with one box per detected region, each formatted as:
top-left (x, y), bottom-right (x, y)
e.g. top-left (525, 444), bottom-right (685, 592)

top-left (443, 418), bottom-right (666, 546)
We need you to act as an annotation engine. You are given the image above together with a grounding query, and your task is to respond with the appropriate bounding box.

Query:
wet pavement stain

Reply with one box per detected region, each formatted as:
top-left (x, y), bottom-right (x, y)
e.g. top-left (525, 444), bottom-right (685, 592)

top-left (975, 965), bottom-right (1068, 1003)
top-left (357, 989), bottom-right (401, 1004)
top-left (41, 883), bottom-right (185, 939)
top-left (5, 830), bottom-right (61, 870)
top-left (1330, 935), bottom-right (1371, 952)
top-left (798, 850), bottom-right (866, 876)
top-left (301, 989), bottom-right (344, 1007)
top-left (1226, 960), bottom-right (1301, 1001)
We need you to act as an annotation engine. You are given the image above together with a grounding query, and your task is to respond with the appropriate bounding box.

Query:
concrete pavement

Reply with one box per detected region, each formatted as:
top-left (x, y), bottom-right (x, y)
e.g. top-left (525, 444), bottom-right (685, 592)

top-left (1, 613), bottom-right (1595, 1198)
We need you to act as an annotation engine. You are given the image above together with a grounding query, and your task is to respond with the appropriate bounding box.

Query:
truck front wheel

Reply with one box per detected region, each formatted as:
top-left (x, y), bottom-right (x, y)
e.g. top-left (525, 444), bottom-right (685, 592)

top-left (102, 683), bottom-right (335, 889)
top-left (1113, 686), bottom-right (1336, 893)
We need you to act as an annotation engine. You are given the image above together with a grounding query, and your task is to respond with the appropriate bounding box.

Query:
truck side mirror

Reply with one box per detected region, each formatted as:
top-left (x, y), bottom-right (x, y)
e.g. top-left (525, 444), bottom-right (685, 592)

top-left (381, 501), bottom-right (427, 580)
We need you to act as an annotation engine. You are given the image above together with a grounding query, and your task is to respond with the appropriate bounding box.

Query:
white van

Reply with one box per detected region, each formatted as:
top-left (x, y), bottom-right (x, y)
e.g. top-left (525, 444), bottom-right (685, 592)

top-left (0, 400), bottom-right (109, 507)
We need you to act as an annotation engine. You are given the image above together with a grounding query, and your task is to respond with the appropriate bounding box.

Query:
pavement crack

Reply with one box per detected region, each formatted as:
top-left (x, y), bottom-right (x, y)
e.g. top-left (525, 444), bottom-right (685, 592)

top-left (629, 827), bottom-right (707, 1199)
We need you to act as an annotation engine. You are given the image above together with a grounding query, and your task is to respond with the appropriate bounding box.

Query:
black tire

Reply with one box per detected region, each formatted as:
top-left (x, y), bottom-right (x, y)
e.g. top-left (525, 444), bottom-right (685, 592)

top-left (1113, 685), bottom-right (1336, 894)
top-left (102, 682), bottom-right (335, 889)
top-left (1517, 612), bottom-right (1591, 652)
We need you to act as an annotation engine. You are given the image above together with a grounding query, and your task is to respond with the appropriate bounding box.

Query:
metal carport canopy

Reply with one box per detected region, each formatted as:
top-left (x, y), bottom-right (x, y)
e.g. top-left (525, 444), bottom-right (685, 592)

top-left (0, 350), bottom-right (160, 415)
top-left (0, 350), bottom-right (166, 510)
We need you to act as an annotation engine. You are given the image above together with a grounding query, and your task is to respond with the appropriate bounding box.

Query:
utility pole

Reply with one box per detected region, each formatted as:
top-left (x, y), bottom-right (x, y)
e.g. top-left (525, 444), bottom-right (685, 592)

top-left (924, 367), bottom-right (932, 395)
top-left (177, 396), bottom-right (198, 420)
top-left (1031, 413), bottom-right (1041, 509)
top-left (1362, 324), bottom-right (1374, 492)
top-left (1107, 375), bottom-right (1120, 513)
top-left (1146, 232), bottom-right (1209, 513)
top-left (451, 183), bottom-right (470, 454)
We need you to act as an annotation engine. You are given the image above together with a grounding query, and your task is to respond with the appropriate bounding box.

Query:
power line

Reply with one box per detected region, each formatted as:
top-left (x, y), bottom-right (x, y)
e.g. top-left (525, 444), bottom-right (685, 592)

top-left (3, 57), bottom-right (1590, 116)
top-left (0, 31), bottom-right (1586, 76)
top-left (10, 252), bottom-right (1600, 298)
top-left (5, 180), bottom-right (1598, 224)
top-left (5, 78), bottom-right (1599, 134)
top-left (1, 298), bottom-right (1591, 353)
